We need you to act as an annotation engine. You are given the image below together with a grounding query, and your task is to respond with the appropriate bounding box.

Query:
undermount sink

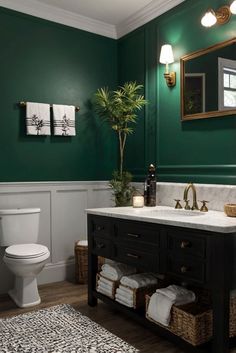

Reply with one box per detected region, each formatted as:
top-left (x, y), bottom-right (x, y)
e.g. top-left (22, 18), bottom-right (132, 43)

top-left (143, 209), bottom-right (206, 218)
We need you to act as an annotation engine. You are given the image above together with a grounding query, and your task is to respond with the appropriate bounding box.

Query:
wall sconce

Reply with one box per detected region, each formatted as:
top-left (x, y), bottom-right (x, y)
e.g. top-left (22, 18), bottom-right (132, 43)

top-left (201, 3), bottom-right (236, 28)
top-left (159, 44), bottom-right (176, 87)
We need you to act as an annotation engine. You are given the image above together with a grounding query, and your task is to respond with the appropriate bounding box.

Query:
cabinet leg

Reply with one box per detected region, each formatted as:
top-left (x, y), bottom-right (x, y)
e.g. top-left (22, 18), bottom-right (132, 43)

top-left (88, 249), bottom-right (98, 307)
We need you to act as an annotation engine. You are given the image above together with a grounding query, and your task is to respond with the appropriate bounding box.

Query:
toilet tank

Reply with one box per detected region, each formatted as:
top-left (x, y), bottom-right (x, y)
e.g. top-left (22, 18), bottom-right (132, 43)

top-left (0, 208), bottom-right (40, 246)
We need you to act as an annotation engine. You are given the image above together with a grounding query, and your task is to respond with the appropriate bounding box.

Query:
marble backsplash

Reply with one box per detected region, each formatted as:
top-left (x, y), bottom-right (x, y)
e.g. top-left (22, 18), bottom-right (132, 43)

top-left (155, 182), bottom-right (236, 212)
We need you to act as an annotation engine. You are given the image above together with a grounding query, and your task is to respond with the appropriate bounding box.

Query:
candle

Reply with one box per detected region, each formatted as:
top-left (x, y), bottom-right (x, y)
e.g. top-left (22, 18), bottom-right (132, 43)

top-left (132, 195), bottom-right (144, 208)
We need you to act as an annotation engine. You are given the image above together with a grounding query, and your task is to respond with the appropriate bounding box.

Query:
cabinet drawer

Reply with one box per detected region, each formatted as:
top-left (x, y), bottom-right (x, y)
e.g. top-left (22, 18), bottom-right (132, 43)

top-left (115, 245), bottom-right (159, 271)
top-left (92, 236), bottom-right (113, 258)
top-left (115, 221), bottom-right (160, 246)
top-left (167, 230), bottom-right (206, 258)
top-left (91, 216), bottom-right (112, 238)
top-left (167, 255), bottom-right (206, 283)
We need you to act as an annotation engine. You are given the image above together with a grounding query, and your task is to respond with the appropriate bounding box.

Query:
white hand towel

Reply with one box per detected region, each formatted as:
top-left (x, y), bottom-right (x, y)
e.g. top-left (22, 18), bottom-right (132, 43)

top-left (26, 102), bottom-right (50, 135)
top-left (147, 292), bottom-right (174, 326)
top-left (118, 285), bottom-right (134, 296)
top-left (156, 285), bottom-right (196, 305)
top-left (98, 275), bottom-right (114, 287)
top-left (97, 279), bottom-right (113, 291)
top-left (53, 104), bottom-right (76, 136)
top-left (115, 294), bottom-right (134, 308)
top-left (97, 285), bottom-right (113, 297)
top-left (101, 262), bottom-right (136, 281)
top-left (120, 273), bottom-right (158, 289)
top-left (116, 288), bottom-right (133, 301)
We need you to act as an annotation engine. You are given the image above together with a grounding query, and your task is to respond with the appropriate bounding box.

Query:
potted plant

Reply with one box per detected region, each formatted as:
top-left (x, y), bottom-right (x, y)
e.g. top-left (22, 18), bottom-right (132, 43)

top-left (94, 82), bottom-right (147, 206)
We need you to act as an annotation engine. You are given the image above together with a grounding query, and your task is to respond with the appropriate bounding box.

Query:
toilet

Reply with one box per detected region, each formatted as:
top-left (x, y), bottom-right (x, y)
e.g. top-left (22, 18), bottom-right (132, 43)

top-left (0, 208), bottom-right (50, 308)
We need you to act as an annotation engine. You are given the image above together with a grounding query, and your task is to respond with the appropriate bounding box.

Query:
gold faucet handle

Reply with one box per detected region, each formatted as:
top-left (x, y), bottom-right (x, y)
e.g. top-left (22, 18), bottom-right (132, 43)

top-left (174, 199), bottom-right (182, 209)
top-left (184, 200), bottom-right (191, 210)
top-left (200, 200), bottom-right (209, 212)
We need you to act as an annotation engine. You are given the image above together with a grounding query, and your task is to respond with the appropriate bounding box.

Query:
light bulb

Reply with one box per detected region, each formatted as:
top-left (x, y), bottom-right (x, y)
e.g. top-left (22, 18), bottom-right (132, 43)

top-left (230, 0), bottom-right (236, 14)
top-left (201, 10), bottom-right (217, 27)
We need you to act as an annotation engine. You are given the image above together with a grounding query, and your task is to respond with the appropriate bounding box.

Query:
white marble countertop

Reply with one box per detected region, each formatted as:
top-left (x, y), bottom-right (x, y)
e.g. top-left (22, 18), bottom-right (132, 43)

top-left (85, 205), bottom-right (236, 233)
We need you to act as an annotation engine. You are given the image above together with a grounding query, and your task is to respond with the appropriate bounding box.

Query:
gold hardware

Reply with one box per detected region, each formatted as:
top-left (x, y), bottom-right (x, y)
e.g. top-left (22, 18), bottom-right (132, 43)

top-left (164, 72), bottom-right (176, 87)
top-left (200, 200), bottom-right (209, 212)
top-left (183, 183), bottom-right (199, 211)
top-left (127, 253), bottom-right (139, 259)
top-left (184, 200), bottom-right (191, 210)
top-left (127, 233), bottom-right (140, 238)
top-left (180, 266), bottom-right (188, 273)
top-left (174, 199), bottom-right (182, 209)
top-left (180, 240), bottom-right (191, 249)
top-left (215, 6), bottom-right (231, 25)
top-left (19, 101), bottom-right (80, 112)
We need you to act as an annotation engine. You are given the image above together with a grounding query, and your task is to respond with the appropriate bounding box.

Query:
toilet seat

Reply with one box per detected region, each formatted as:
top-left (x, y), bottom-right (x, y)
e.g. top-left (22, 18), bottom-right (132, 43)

top-left (5, 244), bottom-right (49, 259)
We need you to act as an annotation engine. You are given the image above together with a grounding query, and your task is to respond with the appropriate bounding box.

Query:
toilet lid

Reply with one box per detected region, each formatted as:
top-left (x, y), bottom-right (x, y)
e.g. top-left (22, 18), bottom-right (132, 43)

top-left (5, 244), bottom-right (49, 259)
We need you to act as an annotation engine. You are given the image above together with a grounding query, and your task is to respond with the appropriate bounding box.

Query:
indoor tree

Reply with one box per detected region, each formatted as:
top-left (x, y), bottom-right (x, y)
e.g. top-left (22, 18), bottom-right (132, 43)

top-left (94, 81), bottom-right (147, 206)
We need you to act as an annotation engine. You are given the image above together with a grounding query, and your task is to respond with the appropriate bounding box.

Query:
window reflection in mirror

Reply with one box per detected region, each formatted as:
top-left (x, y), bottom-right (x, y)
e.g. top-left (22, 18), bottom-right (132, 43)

top-left (181, 38), bottom-right (236, 121)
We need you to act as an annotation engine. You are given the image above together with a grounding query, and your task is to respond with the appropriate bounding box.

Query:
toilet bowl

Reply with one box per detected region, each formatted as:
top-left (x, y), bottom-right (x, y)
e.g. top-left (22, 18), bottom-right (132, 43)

top-left (0, 208), bottom-right (50, 308)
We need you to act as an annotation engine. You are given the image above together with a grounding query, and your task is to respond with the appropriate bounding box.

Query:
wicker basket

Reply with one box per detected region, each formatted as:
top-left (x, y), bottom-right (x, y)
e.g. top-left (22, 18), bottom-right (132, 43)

top-left (146, 293), bottom-right (236, 346)
top-left (96, 273), bottom-right (120, 299)
top-left (74, 240), bottom-right (104, 284)
top-left (224, 203), bottom-right (236, 217)
top-left (117, 284), bottom-right (159, 309)
top-left (146, 294), bottom-right (212, 346)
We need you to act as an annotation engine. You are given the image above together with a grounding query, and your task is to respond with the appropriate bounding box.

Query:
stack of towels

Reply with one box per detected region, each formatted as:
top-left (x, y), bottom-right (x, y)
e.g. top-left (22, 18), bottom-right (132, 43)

top-left (147, 285), bottom-right (196, 326)
top-left (115, 273), bottom-right (159, 308)
top-left (97, 262), bottom-right (136, 298)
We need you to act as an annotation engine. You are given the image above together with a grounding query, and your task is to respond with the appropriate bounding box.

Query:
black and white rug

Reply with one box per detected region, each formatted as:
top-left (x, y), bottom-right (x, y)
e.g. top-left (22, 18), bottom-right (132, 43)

top-left (0, 304), bottom-right (138, 353)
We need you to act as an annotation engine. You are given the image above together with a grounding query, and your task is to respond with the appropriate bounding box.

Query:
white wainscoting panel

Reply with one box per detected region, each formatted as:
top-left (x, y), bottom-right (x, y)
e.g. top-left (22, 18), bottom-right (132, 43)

top-left (0, 181), bottom-right (113, 295)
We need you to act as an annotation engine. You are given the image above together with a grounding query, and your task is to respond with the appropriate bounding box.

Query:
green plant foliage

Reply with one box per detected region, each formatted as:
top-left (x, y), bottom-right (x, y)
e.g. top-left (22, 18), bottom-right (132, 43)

top-left (94, 82), bottom-right (147, 206)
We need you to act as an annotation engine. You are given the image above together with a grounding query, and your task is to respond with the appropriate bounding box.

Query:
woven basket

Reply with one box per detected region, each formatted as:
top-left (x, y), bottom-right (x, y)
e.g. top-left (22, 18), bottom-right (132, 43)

top-left (74, 241), bottom-right (104, 284)
top-left (224, 204), bottom-right (236, 217)
top-left (146, 294), bottom-right (236, 346)
top-left (146, 295), bottom-right (212, 346)
top-left (96, 273), bottom-right (120, 299)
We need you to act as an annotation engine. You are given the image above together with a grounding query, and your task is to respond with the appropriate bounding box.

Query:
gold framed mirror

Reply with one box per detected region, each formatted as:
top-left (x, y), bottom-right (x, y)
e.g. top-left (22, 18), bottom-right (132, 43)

top-left (181, 37), bottom-right (236, 121)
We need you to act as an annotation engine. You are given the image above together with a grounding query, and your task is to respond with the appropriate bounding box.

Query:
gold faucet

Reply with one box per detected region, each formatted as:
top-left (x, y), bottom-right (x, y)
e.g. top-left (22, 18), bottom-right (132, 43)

top-left (183, 183), bottom-right (199, 211)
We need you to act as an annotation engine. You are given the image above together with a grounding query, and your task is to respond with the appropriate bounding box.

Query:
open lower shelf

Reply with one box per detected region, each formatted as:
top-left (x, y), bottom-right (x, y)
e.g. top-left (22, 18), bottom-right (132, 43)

top-left (93, 290), bottom-right (210, 353)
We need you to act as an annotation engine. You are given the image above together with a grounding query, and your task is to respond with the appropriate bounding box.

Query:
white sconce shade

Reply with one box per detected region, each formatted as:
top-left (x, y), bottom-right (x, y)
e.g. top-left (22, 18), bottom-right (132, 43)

top-left (201, 10), bottom-right (217, 27)
top-left (230, 0), bottom-right (236, 14)
top-left (159, 44), bottom-right (174, 64)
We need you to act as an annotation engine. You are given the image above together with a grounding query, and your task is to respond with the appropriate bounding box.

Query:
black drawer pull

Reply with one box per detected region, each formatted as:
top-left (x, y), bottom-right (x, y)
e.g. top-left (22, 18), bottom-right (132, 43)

top-left (180, 240), bottom-right (191, 249)
top-left (180, 266), bottom-right (189, 273)
top-left (126, 253), bottom-right (139, 259)
top-left (127, 233), bottom-right (140, 238)
top-left (97, 225), bottom-right (104, 231)
top-left (97, 243), bottom-right (105, 249)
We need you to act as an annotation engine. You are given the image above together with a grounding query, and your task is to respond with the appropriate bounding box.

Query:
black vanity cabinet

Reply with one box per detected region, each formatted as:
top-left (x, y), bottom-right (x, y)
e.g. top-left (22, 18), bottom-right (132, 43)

top-left (87, 214), bottom-right (235, 353)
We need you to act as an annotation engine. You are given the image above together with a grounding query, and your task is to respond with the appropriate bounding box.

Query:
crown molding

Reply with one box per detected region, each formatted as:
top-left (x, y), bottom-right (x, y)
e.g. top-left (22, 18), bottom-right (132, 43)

top-left (116, 0), bottom-right (186, 39)
top-left (0, 0), bottom-right (117, 39)
top-left (0, 0), bottom-right (185, 39)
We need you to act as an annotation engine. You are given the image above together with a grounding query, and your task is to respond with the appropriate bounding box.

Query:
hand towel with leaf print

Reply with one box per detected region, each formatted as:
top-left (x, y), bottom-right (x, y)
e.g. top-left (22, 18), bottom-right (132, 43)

top-left (26, 102), bottom-right (50, 135)
top-left (53, 104), bottom-right (76, 136)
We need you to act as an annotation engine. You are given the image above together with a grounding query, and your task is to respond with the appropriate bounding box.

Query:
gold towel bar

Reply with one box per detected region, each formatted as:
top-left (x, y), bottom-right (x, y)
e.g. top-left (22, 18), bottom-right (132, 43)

top-left (19, 101), bottom-right (80, 112)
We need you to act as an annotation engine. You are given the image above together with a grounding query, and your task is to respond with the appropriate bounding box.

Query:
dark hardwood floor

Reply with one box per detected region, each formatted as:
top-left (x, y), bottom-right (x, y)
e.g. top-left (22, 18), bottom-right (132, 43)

top-left (0, 281), bottom-right (235, 353)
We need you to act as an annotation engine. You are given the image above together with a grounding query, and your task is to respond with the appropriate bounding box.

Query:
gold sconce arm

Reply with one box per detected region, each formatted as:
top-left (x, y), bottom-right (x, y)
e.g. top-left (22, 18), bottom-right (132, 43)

top-left (164, 72), bottom-right (176, 87)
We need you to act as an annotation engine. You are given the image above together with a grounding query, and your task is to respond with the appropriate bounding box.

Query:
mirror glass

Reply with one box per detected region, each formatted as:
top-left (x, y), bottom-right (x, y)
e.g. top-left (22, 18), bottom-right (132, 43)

top-left (181, 38), bottom-right (236, 121)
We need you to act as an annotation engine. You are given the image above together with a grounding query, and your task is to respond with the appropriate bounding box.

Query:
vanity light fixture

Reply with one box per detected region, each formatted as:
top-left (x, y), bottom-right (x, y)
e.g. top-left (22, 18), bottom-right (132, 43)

top-left (201, 4), bottom-right (233, 27)
top-left (159, 44), bottom-right (176, 87)
top-left (230, 0), bottom-right (236, 14)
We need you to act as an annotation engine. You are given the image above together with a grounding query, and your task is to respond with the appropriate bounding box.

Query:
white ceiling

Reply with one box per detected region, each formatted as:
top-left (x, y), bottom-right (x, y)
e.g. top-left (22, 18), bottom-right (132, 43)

top-left (37, 0), bottom-right (154, 26)
top-left (0, 0), bottom-right (185, 38)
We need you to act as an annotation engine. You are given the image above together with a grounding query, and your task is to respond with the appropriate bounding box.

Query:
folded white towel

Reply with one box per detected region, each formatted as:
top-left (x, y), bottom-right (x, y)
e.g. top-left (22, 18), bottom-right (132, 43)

top-left (117, 285), bottom-right (134, 296)
top-left (101, 262), bottom-right (136, 281)
top-left (97, 279), bottom-right (113, 291)
top-left (115, 294), bottom-right (134, 308)
top-left (53, 104), bottom-right (76, 136)
top-left (116, 288), bottom-right (133, 301)
top-left (156, 285), bottom-right (196, 305)
top-left (147, 285), bottom-right (196, 327)
top-left (148, 292), bottom-right (173, 326)
top-left (120, 273), bottom-right (158, 289)
top-left (98, 275), bottom-right (114, 287)
top-left (26, 102), bottom-right (50, 135)
top-left (97, 285), bottom-right (113, 297)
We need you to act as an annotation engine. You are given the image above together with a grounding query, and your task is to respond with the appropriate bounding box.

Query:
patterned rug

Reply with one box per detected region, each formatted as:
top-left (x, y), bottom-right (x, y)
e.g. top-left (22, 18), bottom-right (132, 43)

top-left (0, 304), bottom-right (138, 353)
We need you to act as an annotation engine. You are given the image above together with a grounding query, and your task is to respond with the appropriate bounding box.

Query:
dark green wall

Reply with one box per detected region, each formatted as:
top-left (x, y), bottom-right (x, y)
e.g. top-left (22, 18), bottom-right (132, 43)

top-left (118, 0), bottom-right (236, 184)
top-left (0, 7), bottom-right (118, 181)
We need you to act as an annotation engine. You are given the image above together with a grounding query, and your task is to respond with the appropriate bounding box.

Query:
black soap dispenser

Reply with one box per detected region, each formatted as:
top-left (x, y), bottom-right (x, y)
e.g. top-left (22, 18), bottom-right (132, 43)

top-left (144, 164), bottom-right (157, 207)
